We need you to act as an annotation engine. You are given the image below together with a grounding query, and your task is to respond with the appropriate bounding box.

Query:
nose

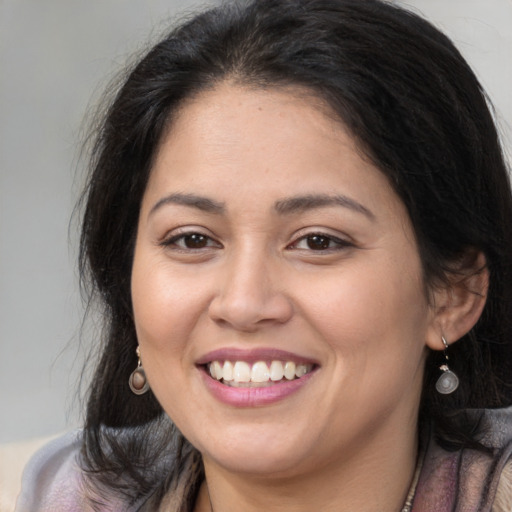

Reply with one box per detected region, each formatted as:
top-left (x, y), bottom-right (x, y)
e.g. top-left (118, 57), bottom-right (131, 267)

top-left (208, 248), bottom-right (294, 332)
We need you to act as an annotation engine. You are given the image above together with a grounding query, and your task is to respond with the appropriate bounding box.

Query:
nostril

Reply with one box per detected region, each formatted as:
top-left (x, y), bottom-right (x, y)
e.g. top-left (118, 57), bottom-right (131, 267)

top-left (207, 258), bottom-right (294, 330)
top-left (208, 293), bottom-right (293, 331)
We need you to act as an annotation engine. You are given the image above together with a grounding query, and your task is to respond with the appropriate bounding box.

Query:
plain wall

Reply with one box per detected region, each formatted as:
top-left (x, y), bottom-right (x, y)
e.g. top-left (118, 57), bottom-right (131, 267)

top-left (1, 0), bottom-right (511, 443)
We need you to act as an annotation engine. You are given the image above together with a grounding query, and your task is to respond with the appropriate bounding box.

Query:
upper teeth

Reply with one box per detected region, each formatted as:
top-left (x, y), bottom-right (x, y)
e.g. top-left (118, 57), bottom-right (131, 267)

top-left (208, 360), bottom-right (313, 384)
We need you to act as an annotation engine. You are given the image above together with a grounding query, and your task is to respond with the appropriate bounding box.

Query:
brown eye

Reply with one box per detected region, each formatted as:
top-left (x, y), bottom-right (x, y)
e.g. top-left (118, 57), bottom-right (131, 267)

top-left (288, 232), bottom-right (352, 252)
top-left (162, 231), bottom-right (221, 250)
top-left (306, 235), bottom-right (331, 250)
top-left (183, 234), bottom-right (209, 248)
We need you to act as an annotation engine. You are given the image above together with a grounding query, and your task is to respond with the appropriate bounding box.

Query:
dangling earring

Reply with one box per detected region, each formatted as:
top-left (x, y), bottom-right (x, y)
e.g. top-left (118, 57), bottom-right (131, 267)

top-left (435, 336), bottom-right (459, 394)
top-left (129, 346), bottom-right (150, 395)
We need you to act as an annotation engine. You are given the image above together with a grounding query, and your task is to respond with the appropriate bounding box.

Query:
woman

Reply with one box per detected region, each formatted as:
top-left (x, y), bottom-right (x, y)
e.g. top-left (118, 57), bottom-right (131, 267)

top-left (16, 0), bottom-right (512, 510)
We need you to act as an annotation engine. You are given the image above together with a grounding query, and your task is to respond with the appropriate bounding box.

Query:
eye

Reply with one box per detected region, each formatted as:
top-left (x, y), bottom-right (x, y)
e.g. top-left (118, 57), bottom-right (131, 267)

top-left (289, 233), bottom-right (351, 251)
top-left (161, 231), bottom-right (221, 250)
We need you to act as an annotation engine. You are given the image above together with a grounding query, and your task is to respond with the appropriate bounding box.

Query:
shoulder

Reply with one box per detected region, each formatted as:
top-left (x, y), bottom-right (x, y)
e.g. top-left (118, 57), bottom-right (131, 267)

top-left (415, 406), bottom-right (512, 511)
top-left (15, 428), bottom-right (178, 512)
top-left (15, 430), bottom-right (88, 512)
top-left (489, 406), bottom-right (512, 512)
top-left (494, 459), bottom-right (512, 512)
top-left (482, 406), bottom-right (512, 448)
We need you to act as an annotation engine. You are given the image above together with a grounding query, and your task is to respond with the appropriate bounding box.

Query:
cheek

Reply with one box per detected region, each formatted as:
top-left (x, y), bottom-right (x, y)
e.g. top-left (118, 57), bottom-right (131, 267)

top-left (298, 254), bottom-right (430, 377)
top-left (131, 250), bottom-right (220, 416)
top-left (132, 251), bottom-right (205, 347)
top-left (131, 253), bottom-right (194, 389)
top-left (306, 263), bottom-right (429, 436)
top-left (132, 261), bottom-right (174, 347)
top-left (131, 262), bottom-right (194, 419)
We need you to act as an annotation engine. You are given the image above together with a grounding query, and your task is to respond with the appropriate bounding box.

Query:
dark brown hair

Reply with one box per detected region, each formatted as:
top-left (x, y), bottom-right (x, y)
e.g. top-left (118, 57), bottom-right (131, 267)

top-left (79, 0), bottom-right (512, 506)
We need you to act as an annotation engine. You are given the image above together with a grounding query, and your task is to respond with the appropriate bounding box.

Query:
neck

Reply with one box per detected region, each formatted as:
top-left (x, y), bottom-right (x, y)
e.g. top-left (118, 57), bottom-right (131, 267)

top-left (197, 421), bottom-right (420, 512)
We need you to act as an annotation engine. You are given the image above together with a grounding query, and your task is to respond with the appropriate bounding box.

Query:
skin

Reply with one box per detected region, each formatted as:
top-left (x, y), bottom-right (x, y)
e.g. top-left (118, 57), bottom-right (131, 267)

top-left (131, 83), bottom-right (484, 512)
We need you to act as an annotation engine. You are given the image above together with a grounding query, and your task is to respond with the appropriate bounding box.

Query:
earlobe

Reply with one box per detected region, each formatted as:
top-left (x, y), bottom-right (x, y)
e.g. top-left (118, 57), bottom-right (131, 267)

top-left (426, 251), bottom-right (489, 350)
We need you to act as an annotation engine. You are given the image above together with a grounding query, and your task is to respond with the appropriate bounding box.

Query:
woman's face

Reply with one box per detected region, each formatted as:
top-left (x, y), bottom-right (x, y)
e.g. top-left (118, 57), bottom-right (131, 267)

top-left (131, 84), bottom-right (437, 478)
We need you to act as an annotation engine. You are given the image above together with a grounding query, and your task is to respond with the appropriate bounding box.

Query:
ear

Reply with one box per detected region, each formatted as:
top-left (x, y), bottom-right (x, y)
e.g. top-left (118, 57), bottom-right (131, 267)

top-left (425, 250), bottom-right (489, 350)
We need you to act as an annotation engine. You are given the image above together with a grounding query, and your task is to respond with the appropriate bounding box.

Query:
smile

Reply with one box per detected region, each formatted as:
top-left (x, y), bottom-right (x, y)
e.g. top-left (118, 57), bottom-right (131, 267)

top-left (197, 349), bottom-right (319, 406)
top-left (207, 360), bottom-right (315, 387)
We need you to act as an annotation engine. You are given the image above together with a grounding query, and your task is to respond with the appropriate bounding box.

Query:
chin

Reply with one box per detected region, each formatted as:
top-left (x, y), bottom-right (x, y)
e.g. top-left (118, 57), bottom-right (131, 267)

top-left (205, 448), bottom-right (307, 477)
top-left (195, 427), bottom-right (318, 477)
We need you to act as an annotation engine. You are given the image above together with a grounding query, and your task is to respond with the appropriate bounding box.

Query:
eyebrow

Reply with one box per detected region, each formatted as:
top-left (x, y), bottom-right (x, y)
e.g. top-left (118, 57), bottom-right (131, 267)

top-left (149, 192), bottom-right (374, 220)
top-left (149, 193), bottom-right (225, 216)
top-left (274, 194), bottom-right (375, 220)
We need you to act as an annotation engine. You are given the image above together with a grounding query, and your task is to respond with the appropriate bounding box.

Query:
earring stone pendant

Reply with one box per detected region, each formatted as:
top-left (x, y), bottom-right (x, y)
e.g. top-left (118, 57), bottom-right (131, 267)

top-left (129, 367), bottom-right (150, 395)
top-left (435, 364), bottom-right (459, 394)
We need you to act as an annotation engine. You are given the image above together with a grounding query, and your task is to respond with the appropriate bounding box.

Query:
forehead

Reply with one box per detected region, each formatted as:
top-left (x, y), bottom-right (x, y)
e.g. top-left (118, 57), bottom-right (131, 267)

top-left (162, 83), bottom-right (347, 151)
top-left (143, 83), bottom-right (400, 220)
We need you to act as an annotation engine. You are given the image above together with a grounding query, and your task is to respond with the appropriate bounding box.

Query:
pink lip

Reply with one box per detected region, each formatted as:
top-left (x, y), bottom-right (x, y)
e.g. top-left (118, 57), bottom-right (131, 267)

top-left (199, 368), bottom-right (316, 407)
top-left (195, 348), bottom-right (318, 366)
top-left (196, 348), bottom-right (319, 407)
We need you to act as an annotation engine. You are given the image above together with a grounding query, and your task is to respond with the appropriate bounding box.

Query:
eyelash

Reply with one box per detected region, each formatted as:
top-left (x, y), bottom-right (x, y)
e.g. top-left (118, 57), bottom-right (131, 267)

top-left (160, 230), bottom-right (352, 253)
top-left (287, 232), bottom-right (352, 252)
top-left (160, 231), bottom-right (221, 250)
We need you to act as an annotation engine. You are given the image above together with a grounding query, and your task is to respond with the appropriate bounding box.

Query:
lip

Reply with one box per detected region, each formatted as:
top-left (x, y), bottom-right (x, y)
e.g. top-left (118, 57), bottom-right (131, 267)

top-left (199, 366), bottom-right (317, 407)
top-left (195, 348), bottom-right (319, 366)
top-left (196, 348), bottom-right (319, 407)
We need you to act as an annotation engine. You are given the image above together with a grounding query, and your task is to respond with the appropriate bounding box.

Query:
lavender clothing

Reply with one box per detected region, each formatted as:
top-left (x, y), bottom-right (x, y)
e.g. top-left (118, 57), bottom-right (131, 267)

top-left (413, 407), bottom-right (512, 511)
top-left (14, 431), bottom-right (149, 512)
top-left (15, 407), bottom-right (512, 512)
top-left (15, 431), bottom-right (87, 512)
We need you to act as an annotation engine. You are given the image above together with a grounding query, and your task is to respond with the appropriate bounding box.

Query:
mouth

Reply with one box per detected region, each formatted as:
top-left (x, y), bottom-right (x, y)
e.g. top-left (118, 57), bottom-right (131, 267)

top-left (205, 360), bottom-right (316, 388)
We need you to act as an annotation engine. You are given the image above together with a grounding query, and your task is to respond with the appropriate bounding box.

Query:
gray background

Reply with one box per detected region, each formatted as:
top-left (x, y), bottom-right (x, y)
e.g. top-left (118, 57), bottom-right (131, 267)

top-left (1, 0), bottom-right (511, 443)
